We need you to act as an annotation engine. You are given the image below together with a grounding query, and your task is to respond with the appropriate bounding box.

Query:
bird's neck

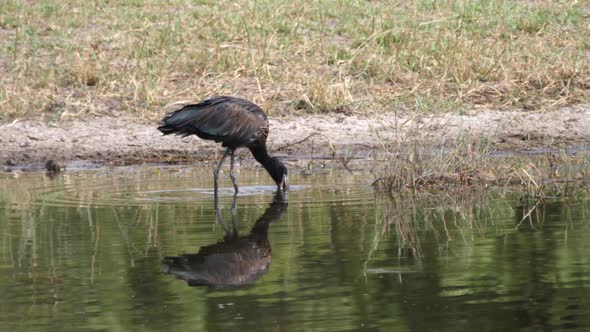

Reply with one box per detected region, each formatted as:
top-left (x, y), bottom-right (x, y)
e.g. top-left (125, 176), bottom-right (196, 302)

top-left (249, 144), bottom-right (282, 184)
top-left (250, 196), bottom-right (287, 237)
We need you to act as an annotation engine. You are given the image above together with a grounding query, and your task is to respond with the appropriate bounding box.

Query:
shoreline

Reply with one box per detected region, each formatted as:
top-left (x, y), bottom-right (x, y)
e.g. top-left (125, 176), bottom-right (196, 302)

top-left (1, 105), bottom-right (589, 169)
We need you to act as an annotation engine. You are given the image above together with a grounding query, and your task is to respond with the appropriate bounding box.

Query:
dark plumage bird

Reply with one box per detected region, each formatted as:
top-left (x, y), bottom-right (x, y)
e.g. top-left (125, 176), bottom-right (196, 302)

top-left (161, 191), bottom-right (288, 288)
top-left (158, 96), bottom-right (288, 193)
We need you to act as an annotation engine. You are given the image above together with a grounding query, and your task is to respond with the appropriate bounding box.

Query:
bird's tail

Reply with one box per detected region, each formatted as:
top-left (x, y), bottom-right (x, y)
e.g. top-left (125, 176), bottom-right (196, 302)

top-left (157, 105), bottom-right (201, 136)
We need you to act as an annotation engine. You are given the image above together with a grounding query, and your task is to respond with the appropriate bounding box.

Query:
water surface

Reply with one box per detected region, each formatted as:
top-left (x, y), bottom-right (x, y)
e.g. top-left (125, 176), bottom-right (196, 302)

top-left (1, 165), bottom-right (589, 331)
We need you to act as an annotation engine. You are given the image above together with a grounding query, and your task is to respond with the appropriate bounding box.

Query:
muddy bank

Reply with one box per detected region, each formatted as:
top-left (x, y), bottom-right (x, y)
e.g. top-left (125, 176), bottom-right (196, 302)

top-left (1, 104), bottom-right (589, 169)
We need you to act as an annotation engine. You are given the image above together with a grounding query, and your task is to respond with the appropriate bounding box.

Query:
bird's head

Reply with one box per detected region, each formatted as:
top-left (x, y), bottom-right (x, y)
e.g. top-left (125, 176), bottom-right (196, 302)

top-left (270, 158), bottom-right (288, 192)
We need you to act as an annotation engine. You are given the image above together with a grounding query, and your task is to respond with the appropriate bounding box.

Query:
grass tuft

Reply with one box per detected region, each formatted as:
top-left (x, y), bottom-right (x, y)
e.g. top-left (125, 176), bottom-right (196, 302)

top-left (372, 126), bottom-right (590, 195)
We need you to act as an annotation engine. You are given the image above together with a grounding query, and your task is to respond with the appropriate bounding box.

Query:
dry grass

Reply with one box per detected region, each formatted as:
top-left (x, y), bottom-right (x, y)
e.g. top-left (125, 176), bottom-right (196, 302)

top-left (369, 101), bottom-right (590, 193)
top-left (1, 0), bottom-right (589, 120)
top-left (371, 120), bottom-right (590, 195)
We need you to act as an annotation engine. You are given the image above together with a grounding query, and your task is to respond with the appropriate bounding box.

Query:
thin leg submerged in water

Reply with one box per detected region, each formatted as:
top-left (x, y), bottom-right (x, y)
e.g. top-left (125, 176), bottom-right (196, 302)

top-left (229, 150), bottom-right (239, 193)
top-left (214, 148), bottom-right (232, 194)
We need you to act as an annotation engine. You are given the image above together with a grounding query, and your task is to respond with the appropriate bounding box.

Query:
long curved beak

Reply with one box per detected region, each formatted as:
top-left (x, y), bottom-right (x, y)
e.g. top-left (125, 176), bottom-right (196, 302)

top-left (281, 174), bottom-right (289, 191)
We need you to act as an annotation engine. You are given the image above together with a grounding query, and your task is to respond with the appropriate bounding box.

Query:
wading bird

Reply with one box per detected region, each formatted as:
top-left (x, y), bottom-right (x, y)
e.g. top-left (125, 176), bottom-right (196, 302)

top-left (161, 191), bottom-right (288, 288)
top-left (158, 96), bottom-right (288, 193)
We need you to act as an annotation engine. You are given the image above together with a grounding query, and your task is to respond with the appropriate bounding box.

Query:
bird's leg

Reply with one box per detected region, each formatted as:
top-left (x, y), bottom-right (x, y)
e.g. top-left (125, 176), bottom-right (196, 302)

top-left (214, 190), bottom-right (230, 234)
top-left (213, 148), bottom-right (231, 194)
top-left (230, 192), bottom-right (238, 238)
top-left (229, 149), bottom-right (239, 193)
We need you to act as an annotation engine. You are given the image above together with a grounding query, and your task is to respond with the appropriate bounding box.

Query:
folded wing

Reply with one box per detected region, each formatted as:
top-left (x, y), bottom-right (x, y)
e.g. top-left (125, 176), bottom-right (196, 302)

top-left (158, 96), bottom-right (269, 148)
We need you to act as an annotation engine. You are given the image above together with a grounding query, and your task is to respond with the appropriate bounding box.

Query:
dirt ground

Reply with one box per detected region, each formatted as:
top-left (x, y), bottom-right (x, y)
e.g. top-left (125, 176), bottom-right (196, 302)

top-left (1, 104), bottom-right (589, 170)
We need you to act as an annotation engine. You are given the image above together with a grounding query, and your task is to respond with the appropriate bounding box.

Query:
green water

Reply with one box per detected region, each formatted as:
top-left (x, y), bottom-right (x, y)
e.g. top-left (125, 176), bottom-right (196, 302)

top-left (1, 165), bottom-right (590, 331)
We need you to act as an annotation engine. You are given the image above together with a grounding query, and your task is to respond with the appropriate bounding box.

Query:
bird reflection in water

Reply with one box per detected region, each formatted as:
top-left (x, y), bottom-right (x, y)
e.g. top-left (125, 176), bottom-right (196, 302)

top-left (161, 191), bottom-right (288, 288)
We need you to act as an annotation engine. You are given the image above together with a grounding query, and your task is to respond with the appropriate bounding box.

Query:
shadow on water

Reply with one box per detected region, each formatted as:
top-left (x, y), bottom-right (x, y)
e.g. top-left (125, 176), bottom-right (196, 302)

top-left (161, 191), bottom-right (288, 288)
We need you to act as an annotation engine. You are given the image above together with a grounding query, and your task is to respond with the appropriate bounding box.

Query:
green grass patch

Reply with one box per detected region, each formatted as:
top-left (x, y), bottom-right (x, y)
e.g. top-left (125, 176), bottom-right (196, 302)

top-left (1, 0), bottom-right (588, 119)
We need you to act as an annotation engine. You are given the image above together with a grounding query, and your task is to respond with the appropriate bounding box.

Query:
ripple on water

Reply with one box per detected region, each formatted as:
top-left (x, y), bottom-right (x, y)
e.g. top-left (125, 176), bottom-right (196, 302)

top-left (14, 164), bottom-right (374, 208)
top-left (26, 174), bottom-right (327, 208)
top-left (1, 162), bottom-right (376, 210)
top-left (136, 184), bottom-right (312, 203)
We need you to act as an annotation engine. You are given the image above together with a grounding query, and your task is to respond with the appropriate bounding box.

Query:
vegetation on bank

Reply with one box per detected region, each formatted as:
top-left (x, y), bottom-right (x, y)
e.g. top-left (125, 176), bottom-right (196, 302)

top-left (371, 129), bottom-right (590, 197)
top-left (1, 0), bottom-right (588, 120)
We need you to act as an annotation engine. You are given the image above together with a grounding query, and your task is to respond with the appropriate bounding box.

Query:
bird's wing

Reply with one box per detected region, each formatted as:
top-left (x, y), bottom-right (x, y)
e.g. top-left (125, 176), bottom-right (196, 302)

top-left (159, 96), bottom-right (269, 147)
